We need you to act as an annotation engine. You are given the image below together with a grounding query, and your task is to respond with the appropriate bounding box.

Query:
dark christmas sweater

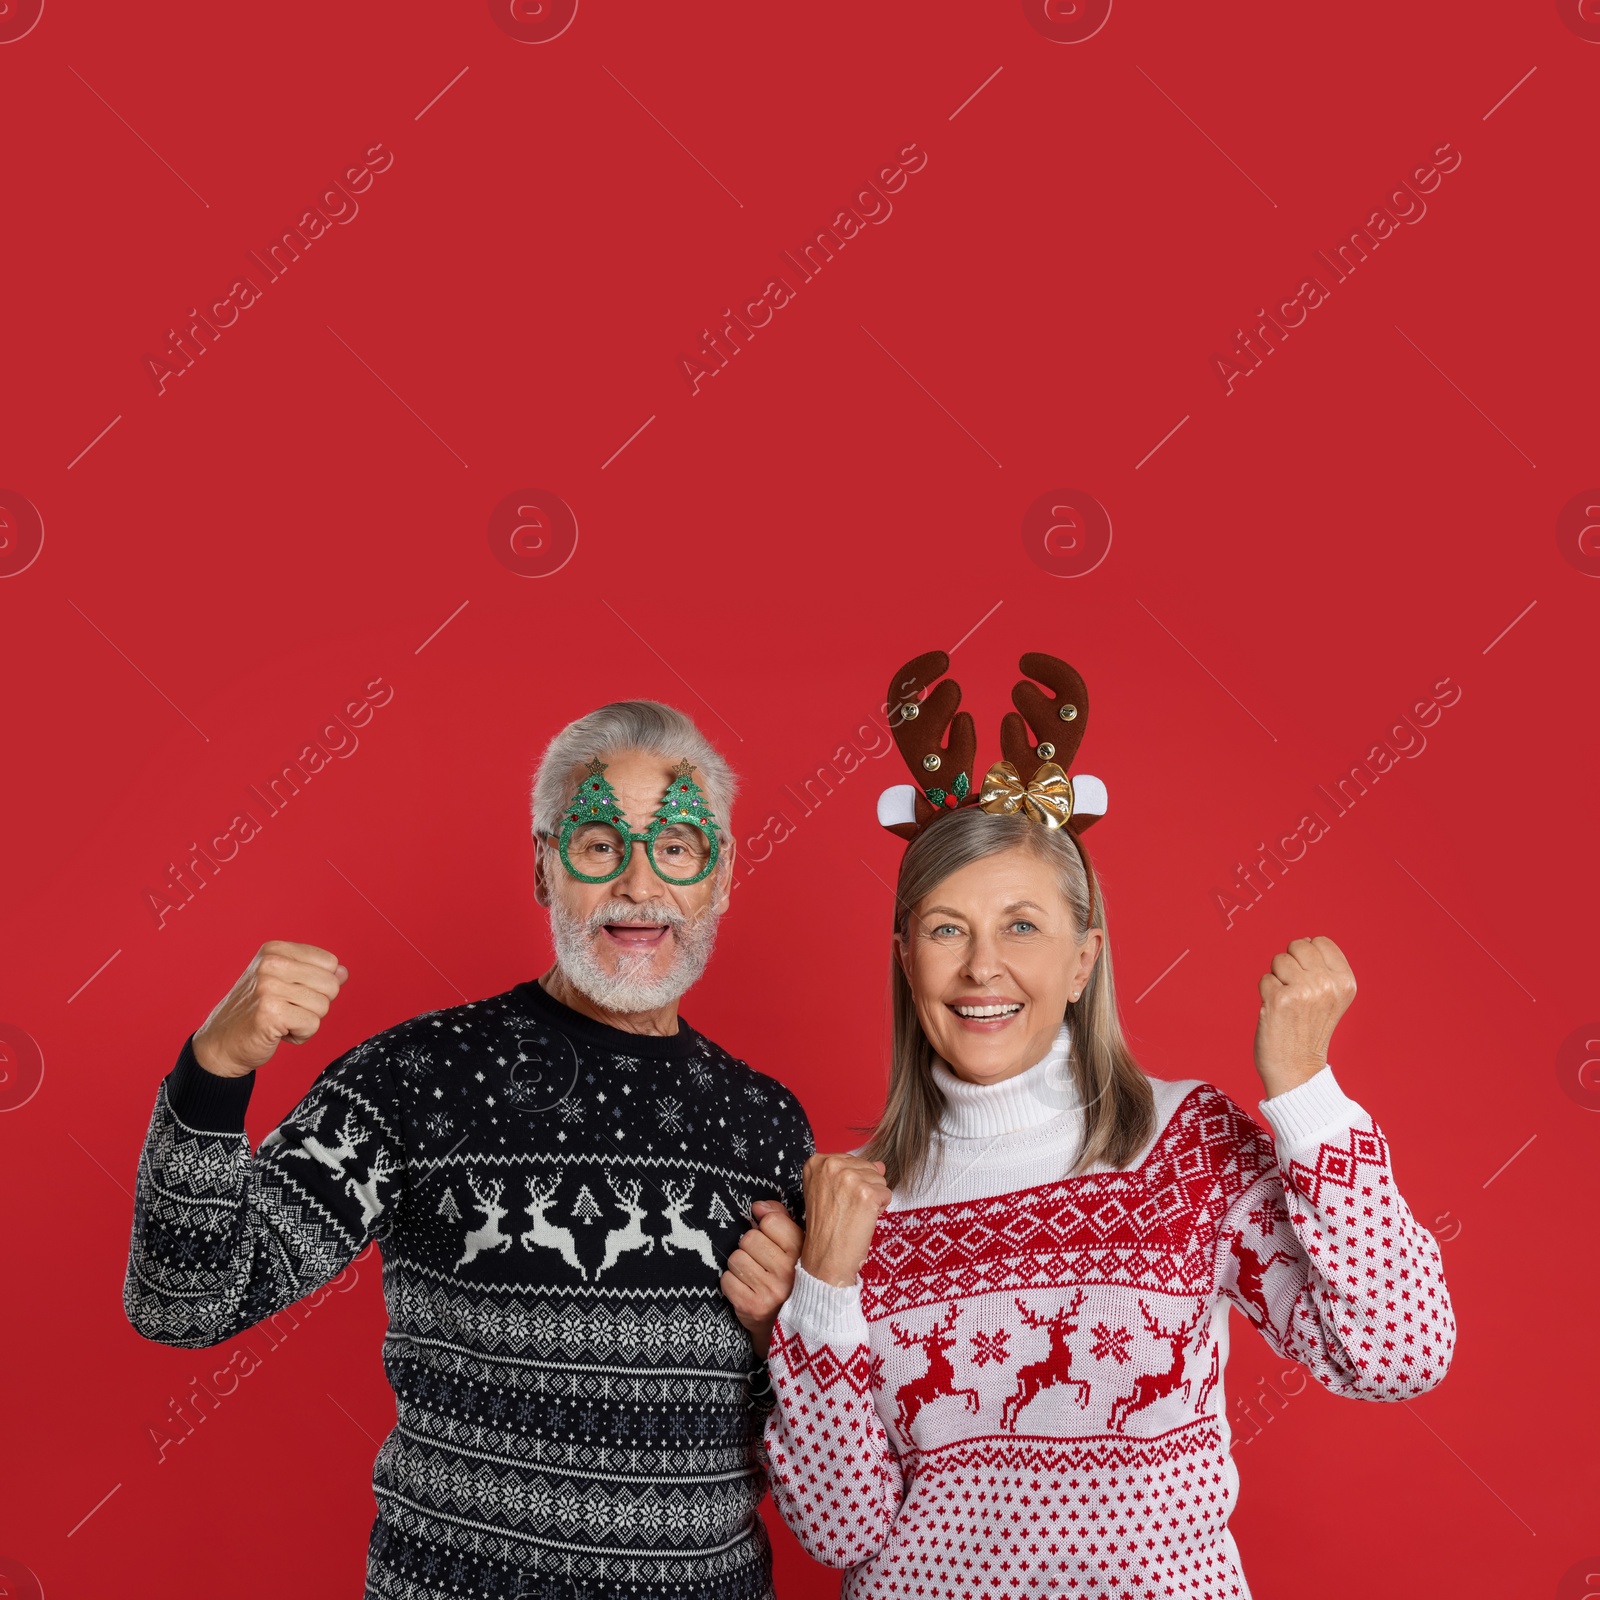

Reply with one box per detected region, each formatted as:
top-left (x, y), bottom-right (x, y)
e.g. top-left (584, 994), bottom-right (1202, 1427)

top-left (124, 978), bottom-right (815, 1600)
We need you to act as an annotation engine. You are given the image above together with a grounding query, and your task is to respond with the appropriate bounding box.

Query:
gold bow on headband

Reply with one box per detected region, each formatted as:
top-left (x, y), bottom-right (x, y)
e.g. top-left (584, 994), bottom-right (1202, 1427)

top-left (977, 760), bottom-right (1074, 828)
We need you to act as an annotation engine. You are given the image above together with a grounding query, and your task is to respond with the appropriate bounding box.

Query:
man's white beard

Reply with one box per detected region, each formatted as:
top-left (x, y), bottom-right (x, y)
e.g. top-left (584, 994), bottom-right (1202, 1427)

top-left (548, 898), bottom-right (720, 1013)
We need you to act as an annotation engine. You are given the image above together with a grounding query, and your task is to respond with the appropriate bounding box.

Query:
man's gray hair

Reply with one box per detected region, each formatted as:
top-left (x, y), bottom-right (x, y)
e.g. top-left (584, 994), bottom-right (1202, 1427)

top-left (530, 700), bottom-right (738, 840)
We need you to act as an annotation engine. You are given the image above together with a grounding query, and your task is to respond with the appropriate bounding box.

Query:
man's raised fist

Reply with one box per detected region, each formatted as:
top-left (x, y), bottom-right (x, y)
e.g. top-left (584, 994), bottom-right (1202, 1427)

top-left (192, 941), bottom-right (349, 1079)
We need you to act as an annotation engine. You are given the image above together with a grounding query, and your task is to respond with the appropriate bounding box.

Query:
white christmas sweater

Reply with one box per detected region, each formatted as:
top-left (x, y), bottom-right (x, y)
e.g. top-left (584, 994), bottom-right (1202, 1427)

top-left (762, 1024), bottom-right (1455, 1599)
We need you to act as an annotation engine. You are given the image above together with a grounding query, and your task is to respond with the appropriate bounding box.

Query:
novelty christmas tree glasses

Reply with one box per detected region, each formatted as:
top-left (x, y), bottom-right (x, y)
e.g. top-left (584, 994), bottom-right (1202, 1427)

top-left (555, 757), bottom-right (722, 885)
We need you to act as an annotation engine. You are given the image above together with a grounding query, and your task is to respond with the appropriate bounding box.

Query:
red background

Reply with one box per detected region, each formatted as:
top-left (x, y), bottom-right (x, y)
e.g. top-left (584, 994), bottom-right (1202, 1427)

top-left (2, 2), bottom-right (1596, 1595)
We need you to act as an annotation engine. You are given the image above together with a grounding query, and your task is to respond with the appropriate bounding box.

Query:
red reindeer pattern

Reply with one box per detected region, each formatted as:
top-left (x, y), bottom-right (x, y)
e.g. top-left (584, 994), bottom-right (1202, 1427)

top-left (1107, 1299), bottom-right (1210, 1433)
top-left (889, 1304), bottom-right (979, 1445)
top-left (1228, 1232), bottom-right (1299, 1328)
top-left (999, 1290), bottom-right (1092, 1430)
top-left (1195, 1340), bottom-right (1221, 1415)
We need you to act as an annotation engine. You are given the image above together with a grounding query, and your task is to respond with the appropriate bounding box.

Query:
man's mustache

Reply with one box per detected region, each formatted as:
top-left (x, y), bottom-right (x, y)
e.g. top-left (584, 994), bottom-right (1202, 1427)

top-left (583, 903), bottom-right (690, 935)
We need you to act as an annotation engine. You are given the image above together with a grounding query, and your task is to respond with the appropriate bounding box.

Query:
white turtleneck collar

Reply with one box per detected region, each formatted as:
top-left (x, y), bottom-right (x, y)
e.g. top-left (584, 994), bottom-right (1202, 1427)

top-left (929, 1019), bottom-right (1079, 1140)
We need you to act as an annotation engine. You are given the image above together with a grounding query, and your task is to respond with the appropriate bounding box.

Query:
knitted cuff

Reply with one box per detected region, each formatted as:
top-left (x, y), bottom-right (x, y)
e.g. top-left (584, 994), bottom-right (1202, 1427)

top-left (165, 1034), bottom-right (256, 1134)
top-left (1257, 1063), bottom-right (1364, 1158)
top-left (781, 1263), bottom-right (872, 1348)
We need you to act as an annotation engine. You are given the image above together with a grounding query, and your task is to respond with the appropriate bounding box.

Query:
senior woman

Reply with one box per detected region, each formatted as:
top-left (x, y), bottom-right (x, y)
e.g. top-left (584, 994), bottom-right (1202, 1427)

top-left (756, 651), bottom-right (1455, 1599)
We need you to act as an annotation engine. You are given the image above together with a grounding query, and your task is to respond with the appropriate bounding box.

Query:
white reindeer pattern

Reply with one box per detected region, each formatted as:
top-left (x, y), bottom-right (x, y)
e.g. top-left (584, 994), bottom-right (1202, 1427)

top-left (456, 1174), bottom-right (513, 1268)
top-left (345, 1147), bottom-right (400, 1229)
top-left (279, 1106), bottom-right (367, 1179)
top-left (660, 1179), bottom-right (720, 1274)
top-left (594, 1175), bottom-right (655, 1279)
top-left (519, 1175), bottom-right (586, 1279)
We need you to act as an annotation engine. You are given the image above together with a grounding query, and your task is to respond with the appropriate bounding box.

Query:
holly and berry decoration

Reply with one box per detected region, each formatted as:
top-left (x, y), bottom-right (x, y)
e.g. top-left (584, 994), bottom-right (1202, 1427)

top-left (924, 770), bottom-right (971, 809)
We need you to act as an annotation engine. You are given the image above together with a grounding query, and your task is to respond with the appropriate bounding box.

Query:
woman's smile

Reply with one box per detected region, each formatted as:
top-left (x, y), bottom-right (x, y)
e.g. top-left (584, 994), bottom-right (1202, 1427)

top-left (946, 995), bottom-right (1025, 1031)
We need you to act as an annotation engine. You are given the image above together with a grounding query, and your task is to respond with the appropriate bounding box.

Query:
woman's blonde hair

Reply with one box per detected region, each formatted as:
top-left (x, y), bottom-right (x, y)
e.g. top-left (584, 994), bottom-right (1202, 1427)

top-left (863, 807), bottom-right (1155, 1192)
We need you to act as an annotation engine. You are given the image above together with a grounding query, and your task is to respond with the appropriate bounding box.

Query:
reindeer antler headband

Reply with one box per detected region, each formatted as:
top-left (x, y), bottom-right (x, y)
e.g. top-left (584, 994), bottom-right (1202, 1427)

top-left (875, 650), bottom-right (1108, 923)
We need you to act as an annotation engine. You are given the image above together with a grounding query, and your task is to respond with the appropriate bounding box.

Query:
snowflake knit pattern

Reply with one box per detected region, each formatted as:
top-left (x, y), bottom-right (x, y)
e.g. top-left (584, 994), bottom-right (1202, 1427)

top-left (762, 1025), bottom-right (1455, 1599)
top-left (125, 979), bottom-right (814, 1600)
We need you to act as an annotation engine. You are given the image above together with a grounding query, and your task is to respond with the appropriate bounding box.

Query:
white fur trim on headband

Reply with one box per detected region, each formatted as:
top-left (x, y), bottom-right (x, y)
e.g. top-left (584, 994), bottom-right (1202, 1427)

top-left (1071, 774), bottom-right (1107, 816)
top-left (880, 775), bottom-right (1107, 828)
top-left (877, 785), bottom-right (920, 828)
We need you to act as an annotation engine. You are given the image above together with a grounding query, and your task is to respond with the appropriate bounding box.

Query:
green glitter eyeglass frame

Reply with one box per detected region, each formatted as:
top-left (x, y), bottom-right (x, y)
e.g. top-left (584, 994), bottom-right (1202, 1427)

top-left (546, 756), bottom-right (723, 887)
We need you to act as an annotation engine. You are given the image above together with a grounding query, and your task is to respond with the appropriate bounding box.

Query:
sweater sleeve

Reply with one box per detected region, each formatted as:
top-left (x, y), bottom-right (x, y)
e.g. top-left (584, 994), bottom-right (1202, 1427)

top-left (762, 1264), bottom-right (906, 1568)
top-left (774, 1086), bottom-right (815, 1227)
top-left (1215, 1063), bottom-right (1455, 1399)
top-left (123, 1033), bottom-right (409, 1349)
top-left (743, 1086), bottom-right (817, 1419)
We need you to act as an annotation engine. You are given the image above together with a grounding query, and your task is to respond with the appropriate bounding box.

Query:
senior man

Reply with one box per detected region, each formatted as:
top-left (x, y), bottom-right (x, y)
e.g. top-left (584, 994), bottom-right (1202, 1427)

top-left (125, 701), bottom-right (813, 1600)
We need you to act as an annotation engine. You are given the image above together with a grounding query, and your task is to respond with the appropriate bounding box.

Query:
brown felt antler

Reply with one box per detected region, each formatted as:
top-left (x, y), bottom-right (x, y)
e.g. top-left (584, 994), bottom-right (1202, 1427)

top-left (883, 650), bottom-right (978, 841)
top-left (998, 652), bottom-right (1098, 832)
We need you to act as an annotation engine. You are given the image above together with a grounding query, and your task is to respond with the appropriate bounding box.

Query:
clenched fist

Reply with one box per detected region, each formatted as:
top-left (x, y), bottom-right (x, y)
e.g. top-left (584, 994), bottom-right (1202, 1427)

top-left (192, 941), bottom-right (349, 1079)
top-left (799, 1153), bottom-right (893, 1290)
top-left (1254, 935), bottom-right (1356, 1098)
top-left (720, 1200), bottom-right (804, 1358)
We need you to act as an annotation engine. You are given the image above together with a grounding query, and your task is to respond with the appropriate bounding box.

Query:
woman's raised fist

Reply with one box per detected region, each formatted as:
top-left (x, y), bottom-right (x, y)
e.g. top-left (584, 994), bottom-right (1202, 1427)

top-left (1253, 934), bottom-right (1357, 1098)
top-left (798, 1152), bottom-right (893, 1289)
